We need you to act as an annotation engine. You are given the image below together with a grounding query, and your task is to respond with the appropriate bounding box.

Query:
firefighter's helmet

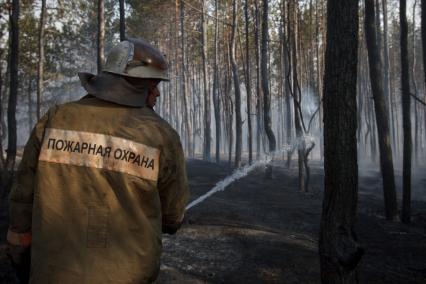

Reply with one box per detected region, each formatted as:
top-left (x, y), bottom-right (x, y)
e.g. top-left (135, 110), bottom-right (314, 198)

top-left (103, 38), bottom-right (169, 81)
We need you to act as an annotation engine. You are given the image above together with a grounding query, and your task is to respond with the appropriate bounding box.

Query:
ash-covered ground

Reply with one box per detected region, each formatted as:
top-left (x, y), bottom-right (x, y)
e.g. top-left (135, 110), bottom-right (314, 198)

top-left (0, 159), bottom-right (425, 283)
top-left (158, 159), bottom-right (426, 284)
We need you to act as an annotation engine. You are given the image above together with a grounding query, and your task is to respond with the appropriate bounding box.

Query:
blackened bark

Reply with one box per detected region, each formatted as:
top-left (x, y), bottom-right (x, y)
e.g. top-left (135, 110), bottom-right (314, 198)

top-left (422, 0), bottom-right (426, 155)
top-left (400, 0), bottom-right (412, 224)
top-left (289, 0), bottom-right (306, 190)
top-left (319, 1), bottom-right (363, 283)
top-left (254, 0), bottom-right (263, 160)
top-left (6, 0), bottom-right (19, 173)
top-left (231, 0), bottom-right (242, 168)
top-left (180, 0), bottom-right (192, 156)
top-left (262, 0), bottom-right (276, 177)
top-left (213, 0), bottom-right (221, 163)
top-left (285, 1), bottom-right (293, 167)
top-left (412, 0), bottom-right (419, 165)
top-left (382, 0), bottom-right (394, 152)
top-left (375, 0), bottom-right (381, 52)
top-left (364, 0), bottom-right (398, 221)
top-left (422, 0), bottom-right (426, 87)
top-left (27, 77), bottom-right (33, 135)
top-left (245, 0), bottom-right (253, 164)
top-left (119, 0), bottom-right (126, 41)
top-left (37, 0), bottom-right (46, 120)
top-left (0, 50), bottom-right (4, 168)
top-left (97, 0), bottom-right (105, 73)
top-left (201, 0), bottom-right (211, 161)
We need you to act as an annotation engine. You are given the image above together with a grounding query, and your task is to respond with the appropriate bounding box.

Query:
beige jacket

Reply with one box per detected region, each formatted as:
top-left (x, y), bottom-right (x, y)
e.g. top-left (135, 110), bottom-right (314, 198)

top-left (8, 96), bottom-right (189, 283)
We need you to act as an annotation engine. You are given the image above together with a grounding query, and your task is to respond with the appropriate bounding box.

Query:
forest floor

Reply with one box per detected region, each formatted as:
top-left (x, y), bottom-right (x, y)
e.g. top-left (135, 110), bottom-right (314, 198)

top-left (158, 158), bottom-right (426, 284)
top-left (0, 158), bottom-right (425, 283)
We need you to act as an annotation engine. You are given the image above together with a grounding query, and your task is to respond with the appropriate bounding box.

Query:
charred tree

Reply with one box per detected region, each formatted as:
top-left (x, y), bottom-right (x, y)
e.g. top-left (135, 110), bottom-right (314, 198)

top-left (245, 0), bottom-right (253, 164)
top-left (289, 0), bottom-right (306, 190)
top-left (316, 0), bottom-right (325, 160)
top-left (319, 0), bottom-right (363, 282)
top-left (382, 0), bottom-right (395, 153)
top-left (423, 0), bottom-right (426, 88)
top-left (277, 2), bottom-right (285, 151)
top-left (412, 0), bottom-right (420, 165)
top-left (97, 0), bottom-right (105, 73)
top-left (422, 0), bottom-right (426, 155)
top-left (119, 0), bottom-right (126, 41)
top-left (180, 0), bottom-right (193, 156)
top-left (27, 76), bottom-right (33, 135)
top-left (201, 0), bottom-right (211, 161)
top-left (400, 0), bottom-right (412, 224)
top-left (231, 0), bottom-right (242, 168)
top-left (375, 0), bottom-right (382, 53)
top-left (0, 50), bottom-right (5, 169)
top-left (285, 1), bottom-right (293, 166)
top-left (364, 0), bottom-right (398, 221)
top-left (213, 0), bottom-right (221, 163)
top-left (254, 0), bottom-right (263, 160)
top-left (36, 0), bottom-right (46, 120)
top-left (262, 0), bottom-right (276, 177)
top-left (6, 0), bottom-right (19, 178)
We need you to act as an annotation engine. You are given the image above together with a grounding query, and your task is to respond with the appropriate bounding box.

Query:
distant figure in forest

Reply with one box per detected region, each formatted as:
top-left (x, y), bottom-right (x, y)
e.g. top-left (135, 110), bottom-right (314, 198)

top-left (6, 38), bottom-right (189, 283)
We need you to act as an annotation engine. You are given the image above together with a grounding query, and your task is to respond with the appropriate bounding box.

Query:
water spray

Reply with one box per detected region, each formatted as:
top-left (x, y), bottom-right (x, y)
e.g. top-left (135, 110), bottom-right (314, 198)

top-left (185, 135), bottom-right (316, 211)
top-left (185, 155), bottom-right (272, 210)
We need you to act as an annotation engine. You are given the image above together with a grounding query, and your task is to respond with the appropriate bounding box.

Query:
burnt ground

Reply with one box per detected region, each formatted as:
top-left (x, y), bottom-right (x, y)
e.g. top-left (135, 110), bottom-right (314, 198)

top-left (0, 159), bottom-right (425, 283)
top-left (158, 159), bottom-right (426, 284)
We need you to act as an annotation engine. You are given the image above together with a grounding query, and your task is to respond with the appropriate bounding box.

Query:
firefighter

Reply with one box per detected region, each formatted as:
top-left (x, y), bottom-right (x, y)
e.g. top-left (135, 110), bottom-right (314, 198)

top-left (6, 38), bottom-right (189, 283)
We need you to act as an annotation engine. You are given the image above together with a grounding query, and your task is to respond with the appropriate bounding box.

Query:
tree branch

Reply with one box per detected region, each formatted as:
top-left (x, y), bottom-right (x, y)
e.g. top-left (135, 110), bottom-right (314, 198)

top-left (410, 92), bottom-right (426, 106)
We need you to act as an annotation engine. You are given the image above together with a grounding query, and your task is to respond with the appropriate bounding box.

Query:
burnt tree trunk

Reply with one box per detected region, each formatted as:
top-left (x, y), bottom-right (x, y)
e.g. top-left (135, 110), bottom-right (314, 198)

top-left (245, 0), bottom-right (253, 164)
top-left (262, 0), bottom-right (276, 177)
top-left (412, 0), bottom-right (419, 165)
top-left (254, 0), bottom-right (263, 160)
top-left (231, 0), bottom-right (242, 168)
top-left (97, 0), bottom-right (105, 73)
top-left (6, 0), bottom-right (19, 181)
top-left (36, 0), bottom-right (46, 120)
top-left (400, 0), bottom-right (412, 224)
top-left (423, 0), bottom-right (426, 87)
top-left (422, 0), bottom-right (426, 153)
top-left (180, 0), bottom-right (193, 156)
top-left (382, 0), bottom-right (394, 153)
top-left (285, 1), bottom-right (293, 167)
top-left (201, 0), bottom-right (211, 161)
top-left (27, 77), bottom-right (33, 135)
top-left (213, 0), bottom-right (221, 163)
top-left (364, 0), bottom-right (398, 221)
top-left (289, 0), bottom-right (306, 190)
top-left (0, 50), bottom-right (5, 169)
top-left (119, 0), bottom-right (126, 41)
top-left (319, 0), bottom-right (363, 282)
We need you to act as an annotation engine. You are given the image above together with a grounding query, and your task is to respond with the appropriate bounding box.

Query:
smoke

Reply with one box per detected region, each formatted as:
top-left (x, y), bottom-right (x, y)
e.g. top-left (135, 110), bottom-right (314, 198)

top-left (291, 135), bottom-right (316, 151)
